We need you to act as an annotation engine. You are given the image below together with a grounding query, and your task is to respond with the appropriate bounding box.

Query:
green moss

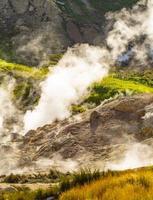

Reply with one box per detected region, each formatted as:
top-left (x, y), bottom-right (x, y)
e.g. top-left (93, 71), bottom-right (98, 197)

top-left (71, 105), bottom-right (86, 114)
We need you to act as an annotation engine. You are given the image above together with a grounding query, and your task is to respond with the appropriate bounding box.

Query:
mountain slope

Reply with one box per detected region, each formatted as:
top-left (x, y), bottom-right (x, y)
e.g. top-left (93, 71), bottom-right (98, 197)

top-left (0, 0), bottom-right (138, 66)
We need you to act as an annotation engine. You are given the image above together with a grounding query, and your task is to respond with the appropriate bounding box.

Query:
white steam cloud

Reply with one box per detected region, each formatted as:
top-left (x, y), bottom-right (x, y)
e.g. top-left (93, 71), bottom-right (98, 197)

top-left (107, 143), bottom-right (153, 170)
top-left (24, 44), bottom-right (109, 131)
top-left (106, 0), bottom-right (153, 66)
top-left (24, 0), bottom-right (153, 132)
top-left (2, 0), bottom-right (153, 173)
top-left (0, 79), bottom-right (23, 141)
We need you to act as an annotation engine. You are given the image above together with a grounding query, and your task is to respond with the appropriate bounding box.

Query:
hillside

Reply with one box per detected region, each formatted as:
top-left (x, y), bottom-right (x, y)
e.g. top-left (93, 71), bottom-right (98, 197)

top-left (1, 1), bottom-right (153, 199)
top-left (0, 0), bottom-right (138, 66)
top-left (1, 58), bottom-right (153, 174)
top-left (60, 167), bottom-right (153, 200)
top-left (2, 58), bottom-right (153, 112)
top-left (0, 167), bottom-right (153, 200)
top-left (19, 93), bottom-right (153, 171)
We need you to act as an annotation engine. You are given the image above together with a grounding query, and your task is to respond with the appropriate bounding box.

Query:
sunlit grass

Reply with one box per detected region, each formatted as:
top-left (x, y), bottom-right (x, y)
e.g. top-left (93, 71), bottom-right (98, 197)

top-left (0, 59), bottom-right (49, 79)
top-left (86, 76), bottom-right (153, 105)
top-left (101, 77), bottom-right (153, 93)
top-left (60, 167), bottom-right (153, 200)
top-left (1, 58), bottom-right (153, 110)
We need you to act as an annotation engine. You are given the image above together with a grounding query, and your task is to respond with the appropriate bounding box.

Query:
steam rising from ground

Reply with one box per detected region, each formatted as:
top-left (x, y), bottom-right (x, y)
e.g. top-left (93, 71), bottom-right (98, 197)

top-left (106, 0), bottom-right (153, 67)
top-left (24, 45), bottom-right (109, 131)
top-left (0, 79), bottom-right (23, 141)
top-left (107, 143), bottom-right (153, 170)
top-left (2, 0), bottom-right (153, 174)
top-left (24, 0), bottom-right (153, 131)
top-left (0, 79), bottom-right (24, 175)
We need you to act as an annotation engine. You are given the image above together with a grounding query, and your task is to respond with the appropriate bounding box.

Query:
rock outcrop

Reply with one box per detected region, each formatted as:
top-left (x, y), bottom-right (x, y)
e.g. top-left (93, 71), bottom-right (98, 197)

top-left (19, 94), bottom-right (153, 171)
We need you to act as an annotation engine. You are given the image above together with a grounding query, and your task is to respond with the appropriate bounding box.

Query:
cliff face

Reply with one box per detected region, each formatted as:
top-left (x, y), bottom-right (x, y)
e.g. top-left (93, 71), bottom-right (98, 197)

top-left (0, 0), bottom-right (138, 66)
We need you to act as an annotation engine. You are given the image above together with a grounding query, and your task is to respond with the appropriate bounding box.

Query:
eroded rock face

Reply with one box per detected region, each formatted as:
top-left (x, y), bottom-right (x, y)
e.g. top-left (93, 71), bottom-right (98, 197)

top-left (20, 94), bottom-right (153, 170)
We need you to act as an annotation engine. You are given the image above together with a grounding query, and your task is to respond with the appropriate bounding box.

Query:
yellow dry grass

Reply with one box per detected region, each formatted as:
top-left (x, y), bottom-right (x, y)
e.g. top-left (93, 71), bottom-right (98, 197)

top-left (60, 167), bottom-right (153, 200)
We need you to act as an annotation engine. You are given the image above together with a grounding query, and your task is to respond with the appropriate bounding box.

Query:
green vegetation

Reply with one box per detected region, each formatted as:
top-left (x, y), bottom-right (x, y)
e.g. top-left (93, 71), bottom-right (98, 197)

top-left (90, 0), bottom-right (139, 13)
top-left (56, 0), bottom-right (139, 23)
top-left (0, 169), bottom-right (101, 200)
top-left (71, 104), bottom-right (86, 114)
top-left (60, 167), bottom-right (153, 200)
top-left (0, 187), bottom-right (59, 200)
top-left (0, 59), bottom-right (48, 79)
top-left (60, 169), bottom-right (101, 192)
top-left (115, 70), bottom-right (153, 87)
top-left (3, 167), bottom-right (153, 200)
top-left (13, 80), bottom-right (40, 109)
top-left (2, 169), bottom-right (66, 184)
top-left (49, 54), bottom-right (63, 66)
top-left (71, 72), bottom-right (153, 112)
top-left (85, 76), bottom-right (153, 105)
top-left (1, 58), bottom-right (153, 113)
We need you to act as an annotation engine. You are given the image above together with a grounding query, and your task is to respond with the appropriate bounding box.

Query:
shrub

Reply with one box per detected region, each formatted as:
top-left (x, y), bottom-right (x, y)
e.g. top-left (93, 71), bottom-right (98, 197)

top-left (4, 173), bottom-right (21, 183)
top-left (60, 168), bottom-right (101, 192)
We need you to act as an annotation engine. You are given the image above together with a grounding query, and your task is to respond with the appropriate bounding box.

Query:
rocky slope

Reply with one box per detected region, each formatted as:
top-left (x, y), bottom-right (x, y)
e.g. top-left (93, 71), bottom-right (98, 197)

top-left (0, 0), bottom-right (138, 66)
top-left (17, 93), bottom-right (153, 171)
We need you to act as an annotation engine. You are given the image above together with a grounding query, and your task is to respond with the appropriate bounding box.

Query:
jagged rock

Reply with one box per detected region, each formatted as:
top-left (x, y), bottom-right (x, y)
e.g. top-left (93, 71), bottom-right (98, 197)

top-left (20, 94), bottom-right (153, 170)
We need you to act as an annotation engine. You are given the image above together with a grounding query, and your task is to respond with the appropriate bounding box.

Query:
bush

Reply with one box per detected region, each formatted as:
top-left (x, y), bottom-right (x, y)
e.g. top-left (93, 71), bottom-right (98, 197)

top-left (60, 168), bottom-right (101, 192)
top-left (4, 174), bottom-right (21, 183)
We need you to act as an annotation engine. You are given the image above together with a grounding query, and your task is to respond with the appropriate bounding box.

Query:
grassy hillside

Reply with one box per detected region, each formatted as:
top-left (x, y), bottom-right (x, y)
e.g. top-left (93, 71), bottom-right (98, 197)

top-left (86, 76), bottom-right (153, 106)
top-left (0, 59), bottom-right (48, 79)
top-left (2, 167), bottom-right (153, 200)
top-left (60, 167), bottom-right (153, 200)
top-left (1, 58), bottom-right (153, 111)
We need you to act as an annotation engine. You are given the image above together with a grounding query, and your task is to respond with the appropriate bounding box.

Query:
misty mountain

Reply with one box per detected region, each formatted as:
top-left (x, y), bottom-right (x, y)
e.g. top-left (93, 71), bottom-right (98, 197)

top-left (2, 1), bottom-right (153, 199)
top-left (0, 0), bottom-right (138, 66)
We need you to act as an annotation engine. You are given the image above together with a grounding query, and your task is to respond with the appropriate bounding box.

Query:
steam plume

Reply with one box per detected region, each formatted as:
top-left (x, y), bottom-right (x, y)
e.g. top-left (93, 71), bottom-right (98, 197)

top-left (2, 0), bottom-right (153, 173)
top-left (24, 44), bottom-right (109, 131)
top-left (24, 0), bottom-right (153, 132)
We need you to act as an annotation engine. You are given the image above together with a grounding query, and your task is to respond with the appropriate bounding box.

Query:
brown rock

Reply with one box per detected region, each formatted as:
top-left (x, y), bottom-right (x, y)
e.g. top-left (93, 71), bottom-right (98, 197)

top-left (20, 94), bottom-right (153, 170)
top-left (66, 21), bottom-right (83, 43)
